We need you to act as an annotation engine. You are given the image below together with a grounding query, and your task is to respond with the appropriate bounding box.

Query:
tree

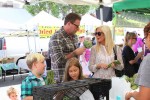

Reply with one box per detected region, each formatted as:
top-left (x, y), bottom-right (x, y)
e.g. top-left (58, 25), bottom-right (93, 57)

top-left (24, 1), bottom-right (92, 19)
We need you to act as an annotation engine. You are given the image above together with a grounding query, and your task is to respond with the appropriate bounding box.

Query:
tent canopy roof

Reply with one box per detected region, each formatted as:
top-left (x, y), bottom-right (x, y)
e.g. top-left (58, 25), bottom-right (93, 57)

top-left (113, 0), bottom-right (150, 14)
top-left (25, 10), bottom-right (63, 30)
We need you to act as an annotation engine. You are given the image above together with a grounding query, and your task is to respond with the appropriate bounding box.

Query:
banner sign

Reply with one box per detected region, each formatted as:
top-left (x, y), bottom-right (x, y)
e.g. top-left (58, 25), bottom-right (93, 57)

top-left (76, 25), bottom-right (85, 35)
top-left (115, 27), bottom-right (124, 36)
top-left (39, 25), bottom-right (86, 38)
top-left (38, 26), bottom-right (60, 38)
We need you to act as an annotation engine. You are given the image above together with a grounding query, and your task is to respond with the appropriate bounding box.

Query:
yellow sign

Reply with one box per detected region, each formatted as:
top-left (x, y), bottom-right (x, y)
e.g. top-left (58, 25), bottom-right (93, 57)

top-left (38, 26), bottom-right (60, 38)
top-left (39, 25), bottom-right (86, 38)
top-left (76, 25), bottom-right (85, 35)
top-left (115, 27), bottom-right (124, 36)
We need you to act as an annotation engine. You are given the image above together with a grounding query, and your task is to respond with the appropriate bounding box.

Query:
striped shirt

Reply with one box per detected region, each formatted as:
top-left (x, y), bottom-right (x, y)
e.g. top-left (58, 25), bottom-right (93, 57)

top-left (48, 27), bottom-right (78, 82)
top-left (21, 72), bottom-right (47, 99)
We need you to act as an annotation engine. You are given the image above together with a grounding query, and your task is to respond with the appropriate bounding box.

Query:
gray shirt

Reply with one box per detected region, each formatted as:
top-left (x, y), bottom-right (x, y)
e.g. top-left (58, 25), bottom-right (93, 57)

top-left (135, 54), bottom-right (150, 88)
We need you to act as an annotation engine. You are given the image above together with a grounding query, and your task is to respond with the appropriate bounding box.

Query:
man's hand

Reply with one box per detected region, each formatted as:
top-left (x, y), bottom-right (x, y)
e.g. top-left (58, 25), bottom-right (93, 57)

top-left (74, 47), bottom-right (86, 56)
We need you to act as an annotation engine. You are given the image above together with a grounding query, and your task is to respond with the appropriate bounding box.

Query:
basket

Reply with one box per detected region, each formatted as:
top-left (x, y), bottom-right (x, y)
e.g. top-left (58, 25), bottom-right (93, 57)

top-left (33, 78), bottom-right (111, 100)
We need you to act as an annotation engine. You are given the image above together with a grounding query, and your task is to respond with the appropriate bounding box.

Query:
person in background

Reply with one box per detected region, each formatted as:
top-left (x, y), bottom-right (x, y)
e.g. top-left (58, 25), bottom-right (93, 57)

top-left (92, 37), bottom-right (96, 45)
top-left (122, 32), bottom-right (143, 77)
top-left (7, 87), bottom-right (18, 100)
top-left (132, 32), bottom-right (144, 53)
top-left (21, 53), bottom-right (46, 100)
top-left (48, 13), bottom-right (85, 83)
top-left (125, 22), bottom-right (150, 100)
top-left (78, 34), bottom-right (85, 48)
top-left (88, 25), bottom-right (123, 79)
top-left (79, 36), bottom-right (92, 77)
top-left (132, 32), bottom-right (144, 66)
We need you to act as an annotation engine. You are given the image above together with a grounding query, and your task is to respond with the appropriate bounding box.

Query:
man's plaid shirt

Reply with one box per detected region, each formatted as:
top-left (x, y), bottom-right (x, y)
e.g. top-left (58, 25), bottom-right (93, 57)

top-left (48, 27), bottom-right (78, 82)
top-left (21, 72), bottom-right (47, 99)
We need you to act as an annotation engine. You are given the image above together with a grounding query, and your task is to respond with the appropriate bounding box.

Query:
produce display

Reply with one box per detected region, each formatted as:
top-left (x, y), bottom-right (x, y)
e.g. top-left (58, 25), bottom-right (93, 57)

top-left (83, 40), bottom-right (92, 49)
top-left (108, 60), bottom-right (121, 68)
top-left (47, 70), bottom-right (56, 85)
top-left (125, 74), bottom-right (138, 90)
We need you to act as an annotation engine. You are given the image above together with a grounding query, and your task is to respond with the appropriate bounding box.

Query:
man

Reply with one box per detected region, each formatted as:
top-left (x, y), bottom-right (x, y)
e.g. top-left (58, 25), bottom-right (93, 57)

top-left (48, 13), bottom-right (85, 83)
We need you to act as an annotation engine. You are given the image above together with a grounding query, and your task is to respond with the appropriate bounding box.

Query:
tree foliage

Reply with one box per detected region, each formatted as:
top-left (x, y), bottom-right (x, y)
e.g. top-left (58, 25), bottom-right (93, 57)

top-left (24, 1), bottom-right (91, 19)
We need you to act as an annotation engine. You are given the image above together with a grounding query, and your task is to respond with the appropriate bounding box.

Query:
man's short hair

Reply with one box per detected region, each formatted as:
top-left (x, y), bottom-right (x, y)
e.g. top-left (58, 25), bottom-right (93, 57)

top-left (64, 13), bottom-right (81, 25)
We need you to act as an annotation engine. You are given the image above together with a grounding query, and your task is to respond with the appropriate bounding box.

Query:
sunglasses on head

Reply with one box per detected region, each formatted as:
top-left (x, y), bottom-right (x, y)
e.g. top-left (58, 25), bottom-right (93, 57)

top-left (94, 32), bottom-right (103, 36)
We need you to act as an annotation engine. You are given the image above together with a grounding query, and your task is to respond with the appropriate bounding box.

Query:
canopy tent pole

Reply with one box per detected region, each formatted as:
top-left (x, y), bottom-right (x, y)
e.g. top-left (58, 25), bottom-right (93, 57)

top-left (100, 5), bottom-right (103, 25)
top-left (34, 31), bottom-right (37, 53)
top-left (27, 30), bottom-right (31, 53)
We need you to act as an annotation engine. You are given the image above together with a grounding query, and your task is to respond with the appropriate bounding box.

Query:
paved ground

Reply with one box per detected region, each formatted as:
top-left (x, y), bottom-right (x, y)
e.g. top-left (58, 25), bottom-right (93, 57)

top-left (0, 73), bottom-right (28, 87)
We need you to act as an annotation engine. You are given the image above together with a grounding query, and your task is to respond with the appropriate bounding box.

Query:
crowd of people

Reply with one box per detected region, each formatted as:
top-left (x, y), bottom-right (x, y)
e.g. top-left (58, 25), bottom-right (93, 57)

top-left (8, 12), bottom-right (150, 100)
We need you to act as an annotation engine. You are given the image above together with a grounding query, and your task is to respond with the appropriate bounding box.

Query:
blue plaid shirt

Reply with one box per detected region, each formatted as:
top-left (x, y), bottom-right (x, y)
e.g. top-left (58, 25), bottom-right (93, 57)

top-left (48, 27), bottom-right (78, 82)
top-left (21, 72), bottom-right (47, 99)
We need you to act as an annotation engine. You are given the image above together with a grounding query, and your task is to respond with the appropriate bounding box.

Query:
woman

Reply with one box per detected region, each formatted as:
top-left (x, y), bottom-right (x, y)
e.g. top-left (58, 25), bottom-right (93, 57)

top-left (125, 22), bottom-right (150, 100)
top-left (88, 25), bottom-right (123, 79)
top-left (122, 32), bottom-right (143, 77)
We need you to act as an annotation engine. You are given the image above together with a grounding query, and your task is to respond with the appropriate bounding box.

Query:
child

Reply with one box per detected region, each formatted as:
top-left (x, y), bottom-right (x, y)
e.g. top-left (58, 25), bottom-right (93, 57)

top-left (63, 57), bottom-right (84, 82)
top-left (63, 57), bottom-right (94, 100)
top-left (21, 53), bottom-right (46, 100)
top-left (7, 87), bottom-right (18, 100)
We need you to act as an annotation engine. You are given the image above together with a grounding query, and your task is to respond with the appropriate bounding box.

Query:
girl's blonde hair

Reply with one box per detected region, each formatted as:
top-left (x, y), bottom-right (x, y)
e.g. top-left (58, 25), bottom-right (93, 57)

top-left (124, 32), bottom-right (136, 46)
top-left (26, 53), bottom-right (45, 69)
top-left (63, 57), bottom-right (84, 82)
top-left (7, 87), bottom-right (17, 97)
top-left (95, 25), bottom-right (114, 55)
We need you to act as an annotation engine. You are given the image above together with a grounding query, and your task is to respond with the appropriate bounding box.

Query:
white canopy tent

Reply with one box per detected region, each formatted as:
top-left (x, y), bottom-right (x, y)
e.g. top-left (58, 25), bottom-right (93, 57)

top-left (25, 10), bottom-right (63, 31)
top-left (0, 19), bottom-right (21, 31)
top-left (81, 14), bottom-right (102, 26)
top-left (81, 14), bottom-right (112, 33)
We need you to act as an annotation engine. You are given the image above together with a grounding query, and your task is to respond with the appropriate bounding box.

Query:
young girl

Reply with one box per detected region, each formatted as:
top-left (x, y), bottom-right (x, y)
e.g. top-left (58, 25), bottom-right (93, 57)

top-left (122, 32), bottom-right (143, 77)
top-left (63, 57), bottom-right (94, 100)
top-left (63, 57), bottom-right (84, 82)
top-left (7, 87), bottom-right (18, 100)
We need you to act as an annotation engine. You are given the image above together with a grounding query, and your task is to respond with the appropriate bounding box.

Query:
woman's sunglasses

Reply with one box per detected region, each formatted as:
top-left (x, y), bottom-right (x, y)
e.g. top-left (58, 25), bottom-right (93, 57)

top-left (94, 32), bottom-right (103, 36)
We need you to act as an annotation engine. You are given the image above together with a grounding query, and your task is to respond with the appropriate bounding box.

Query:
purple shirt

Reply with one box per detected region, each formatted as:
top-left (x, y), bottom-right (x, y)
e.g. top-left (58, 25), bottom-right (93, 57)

top-left (132, 37), bottom-right (144, 52)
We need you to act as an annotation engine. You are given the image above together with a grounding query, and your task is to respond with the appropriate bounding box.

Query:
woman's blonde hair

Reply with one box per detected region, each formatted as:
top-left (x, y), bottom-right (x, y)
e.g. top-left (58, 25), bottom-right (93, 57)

top-left (95, 25), bottom-right (114, 55)
top-left (63, 57), bottom-right (84, 82)
top-left (124, 32), bottom-right (136, 46)
top-left (26, 53), bottom-right (45, 69)
top-left (7, 87), bottom-right (17, 97)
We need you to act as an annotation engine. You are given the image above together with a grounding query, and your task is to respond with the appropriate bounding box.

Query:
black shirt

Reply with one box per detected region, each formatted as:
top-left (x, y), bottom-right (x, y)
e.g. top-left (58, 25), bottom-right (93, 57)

top-left (122, 46), bottom-right (139, 77)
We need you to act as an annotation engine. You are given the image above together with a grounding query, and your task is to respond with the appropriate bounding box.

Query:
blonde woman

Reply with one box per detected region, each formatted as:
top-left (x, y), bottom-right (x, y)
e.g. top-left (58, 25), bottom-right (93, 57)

top-left (88, 25), bottom-right (123, 79)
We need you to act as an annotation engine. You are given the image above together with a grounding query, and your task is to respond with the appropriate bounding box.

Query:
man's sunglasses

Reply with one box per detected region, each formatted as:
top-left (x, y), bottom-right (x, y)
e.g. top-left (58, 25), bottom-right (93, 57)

top-left (94, 32), bottom-right (103, 36)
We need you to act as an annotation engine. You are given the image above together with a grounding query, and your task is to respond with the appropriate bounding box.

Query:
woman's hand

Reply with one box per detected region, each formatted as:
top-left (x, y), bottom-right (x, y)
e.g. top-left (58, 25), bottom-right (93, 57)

top-left (110, 62), bottom-right (115, 68)
top-left (97, 63), bottom-right (108, 69)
